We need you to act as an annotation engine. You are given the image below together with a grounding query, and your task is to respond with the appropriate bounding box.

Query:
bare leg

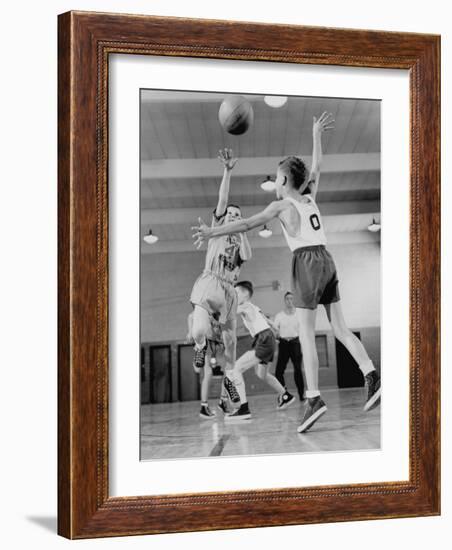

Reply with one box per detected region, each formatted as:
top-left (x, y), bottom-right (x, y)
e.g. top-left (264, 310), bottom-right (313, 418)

top-left (222, 317), bottom-right (237, 373)
top-left (296, 308), bottom-right (319, 396)
top-left (200, 359), bottom-right (212, 403)
top-left (191, 305), bottom-right (211, 350)
top-left (255, 364), bottom-right (285, 395)
top-left (325, 302), bottom-right (374, 375)
top-left (229, 350), bottom-right (258, 403)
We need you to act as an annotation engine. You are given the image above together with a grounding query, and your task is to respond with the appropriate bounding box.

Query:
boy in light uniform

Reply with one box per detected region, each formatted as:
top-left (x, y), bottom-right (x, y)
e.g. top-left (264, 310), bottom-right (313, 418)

top-left (223, 281), bottom-right (295, 421)
top-left (189, 149), bottom-right (251, 413)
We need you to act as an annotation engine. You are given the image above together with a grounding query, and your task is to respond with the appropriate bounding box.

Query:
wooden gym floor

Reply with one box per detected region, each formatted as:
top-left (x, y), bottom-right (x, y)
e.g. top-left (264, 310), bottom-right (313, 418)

top-left (140, 387), bottom-right (380, 461)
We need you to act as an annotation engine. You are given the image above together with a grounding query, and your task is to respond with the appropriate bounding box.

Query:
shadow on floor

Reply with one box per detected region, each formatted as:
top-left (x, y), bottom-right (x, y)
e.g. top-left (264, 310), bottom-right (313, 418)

top-left (26, 516), bottom-right (57, 533)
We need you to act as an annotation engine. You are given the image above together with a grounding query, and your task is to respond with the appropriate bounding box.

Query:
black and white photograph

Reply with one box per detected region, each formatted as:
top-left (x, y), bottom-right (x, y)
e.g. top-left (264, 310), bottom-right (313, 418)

top-left (139, 89), bottom-right (381, 461)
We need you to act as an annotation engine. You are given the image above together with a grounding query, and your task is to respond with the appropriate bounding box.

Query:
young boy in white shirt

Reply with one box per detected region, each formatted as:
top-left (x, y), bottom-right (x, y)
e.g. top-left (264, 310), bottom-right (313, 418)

top-left (223, 281), bottom-right (295, 421)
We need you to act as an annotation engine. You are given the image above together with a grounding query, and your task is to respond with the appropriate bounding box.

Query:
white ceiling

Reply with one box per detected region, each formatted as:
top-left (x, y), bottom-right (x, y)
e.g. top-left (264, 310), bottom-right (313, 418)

top-left (140, 91), bottom-right (381, 253)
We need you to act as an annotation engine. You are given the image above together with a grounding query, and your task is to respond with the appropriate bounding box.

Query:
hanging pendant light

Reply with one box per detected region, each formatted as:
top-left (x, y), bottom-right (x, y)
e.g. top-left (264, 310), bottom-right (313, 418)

top-left (264, 95), bottom-right (288, 108)
top-left (259, 225), bottom-right (273, 238)
top-left (260, 176), bottom-right (275, 192)
top-left (143, 228), bottom-right (159, 244)
top-left (367, 218), bottom-right (381, 233)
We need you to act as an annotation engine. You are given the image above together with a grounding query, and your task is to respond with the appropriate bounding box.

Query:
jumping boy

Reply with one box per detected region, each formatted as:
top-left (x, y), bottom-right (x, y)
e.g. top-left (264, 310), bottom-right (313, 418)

top-left (189, 148), bottom-right (252, 413)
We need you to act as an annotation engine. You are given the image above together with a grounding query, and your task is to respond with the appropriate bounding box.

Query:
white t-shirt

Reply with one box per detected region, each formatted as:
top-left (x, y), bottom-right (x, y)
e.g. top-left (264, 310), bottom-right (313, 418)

top-left (274, 310), bottom-right (299, 338)
top-left (237, 301), bottom-right (269, 338)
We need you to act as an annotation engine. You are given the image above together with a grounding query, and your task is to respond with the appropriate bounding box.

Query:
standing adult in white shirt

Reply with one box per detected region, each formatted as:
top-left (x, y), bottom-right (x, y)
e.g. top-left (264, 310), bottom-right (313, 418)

top-left (273, 292), bottom-right (305, 401)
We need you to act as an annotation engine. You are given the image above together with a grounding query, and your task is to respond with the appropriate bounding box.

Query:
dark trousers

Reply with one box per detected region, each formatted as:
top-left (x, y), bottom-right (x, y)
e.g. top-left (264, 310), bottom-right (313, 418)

top-left (275, 338), bottom-right (304, 399)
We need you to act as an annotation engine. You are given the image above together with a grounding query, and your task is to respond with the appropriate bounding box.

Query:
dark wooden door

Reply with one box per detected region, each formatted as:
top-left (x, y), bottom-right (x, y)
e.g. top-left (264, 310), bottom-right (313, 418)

top-left (335, 332), bottom-right (364, 388)
top-left (149, 345), bottom-right (172, 403)
top-left (178, 344), bottom-right (200, 402)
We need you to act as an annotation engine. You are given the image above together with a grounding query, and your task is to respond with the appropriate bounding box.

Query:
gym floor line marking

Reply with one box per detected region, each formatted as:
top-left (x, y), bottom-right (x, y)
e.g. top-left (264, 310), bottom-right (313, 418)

top-left (209, 435), bottom-right (231, 457)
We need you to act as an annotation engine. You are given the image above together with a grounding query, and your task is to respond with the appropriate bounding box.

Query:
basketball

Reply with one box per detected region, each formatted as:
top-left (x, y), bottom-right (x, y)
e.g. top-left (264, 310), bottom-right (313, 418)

top-left (218, 95), bottom-right (254, 135)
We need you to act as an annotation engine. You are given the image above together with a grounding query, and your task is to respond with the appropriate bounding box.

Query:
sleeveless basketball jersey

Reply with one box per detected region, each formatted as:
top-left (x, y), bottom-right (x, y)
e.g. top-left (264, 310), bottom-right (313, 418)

top-left (203, 215), bottom-right (243, 284)
top-left (279, 196), bottom-right (327, 251)
top-left (237, 301), bottom-right (269, 338)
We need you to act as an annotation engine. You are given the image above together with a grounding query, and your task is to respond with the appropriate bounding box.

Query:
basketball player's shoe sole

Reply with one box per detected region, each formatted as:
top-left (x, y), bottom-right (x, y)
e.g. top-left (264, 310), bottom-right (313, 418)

top-left (224, 406), bottom-right (251, 422)
top-left (223, 376), bottom-right (241, 404)
top-left (363, 370), bottom-right (381, 411)
top-left (277, 391), bottom-right (296, 410)
top-left (297, 397), bottom-right (328, 433)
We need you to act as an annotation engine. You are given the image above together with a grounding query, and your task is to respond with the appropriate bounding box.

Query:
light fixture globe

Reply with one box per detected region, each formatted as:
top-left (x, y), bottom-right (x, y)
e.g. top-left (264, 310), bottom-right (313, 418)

top-left (260, 176), bottom-right (276, 192)
top-left (264, 95), bottom-right (288, 108)
top-left (143, 229), bottom-right (159, 244)
top-left (367, 218), bottom-right (381, 233)
top-left (258, 225), bottom-right (273, 238)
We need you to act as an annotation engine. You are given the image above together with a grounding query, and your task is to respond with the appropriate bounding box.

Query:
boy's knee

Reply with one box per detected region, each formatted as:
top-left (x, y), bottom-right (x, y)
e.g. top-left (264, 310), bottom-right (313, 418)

top-left (192, 326), bottom-right (206, 344)
top-left (256, 366), bottom-right (267, 380)
top-left (223, 333), bottom-right (236, 349)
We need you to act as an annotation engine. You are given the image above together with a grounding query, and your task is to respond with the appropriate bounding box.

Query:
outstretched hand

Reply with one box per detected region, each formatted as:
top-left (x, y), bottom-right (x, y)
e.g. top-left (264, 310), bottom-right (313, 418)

top-left (313, 111), bottom-right (335, 135)
top-left (218, 148), bottom-right (238, 171)
top-left (192, 217), bottom-right (211, 249)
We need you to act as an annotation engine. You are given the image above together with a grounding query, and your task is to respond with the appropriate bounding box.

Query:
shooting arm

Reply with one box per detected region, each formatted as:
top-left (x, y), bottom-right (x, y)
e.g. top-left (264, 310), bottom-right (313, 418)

top-left (215, 149), bottom-right (237, 217)
top-left (215, 167), bottom-right (232, 217)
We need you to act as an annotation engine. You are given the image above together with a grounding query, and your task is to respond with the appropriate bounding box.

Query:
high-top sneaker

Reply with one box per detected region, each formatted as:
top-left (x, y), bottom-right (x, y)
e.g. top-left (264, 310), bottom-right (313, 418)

top-left (192, 344), bottom-right (207, 371)
top-left (363, 370), bottom-right (381, 411)
top-left (223, 376), bottom-right (240, 404)
top-left (225, 403), bottom-right (251, 422)
top-left (297, 396), bottom-right (328, 433)
top-left (277, 391), bottom-right (296, 410)
top-left (199, 404), bottom-right (216, 419)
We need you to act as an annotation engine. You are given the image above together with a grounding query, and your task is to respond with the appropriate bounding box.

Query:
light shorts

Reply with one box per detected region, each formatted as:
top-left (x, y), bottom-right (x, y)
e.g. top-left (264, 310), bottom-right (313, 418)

top-left (190, 271), bottom-right (237, 324)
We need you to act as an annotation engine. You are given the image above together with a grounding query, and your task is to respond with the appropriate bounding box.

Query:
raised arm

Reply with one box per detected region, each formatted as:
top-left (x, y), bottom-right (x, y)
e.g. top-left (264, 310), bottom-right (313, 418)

top-left (192, 200), bottom-right (289, 249)
top-left (305, 112), bottom-right (334, 199)
top-left (215, 148), bottom-right (238, 217)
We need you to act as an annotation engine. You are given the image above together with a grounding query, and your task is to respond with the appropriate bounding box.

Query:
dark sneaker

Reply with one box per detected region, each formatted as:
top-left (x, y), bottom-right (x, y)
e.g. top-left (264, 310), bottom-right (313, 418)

top-left (225, 403), bottom-right (251, 422)
top-left (363, 370), bottom-right (381, 411)
top-left (297, 396), bottom-right (328, 433)
top-left (199, 404), bottom-right (216, 419)
top-left (217, 398), bottom-right (231, 415)
top-left (277, 391), bottom-right (296, 410)
top-left (192, 344), bottom-right (207, 370)
top-left (223, 376), bottom-right (240, 404)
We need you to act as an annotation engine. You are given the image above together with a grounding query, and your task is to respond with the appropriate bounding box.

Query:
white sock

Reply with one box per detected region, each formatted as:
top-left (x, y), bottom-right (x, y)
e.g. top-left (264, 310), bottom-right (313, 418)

top-left (359, 360), bottom-right (375, 376)
top-left (306, 390), bottom-right (321, 399)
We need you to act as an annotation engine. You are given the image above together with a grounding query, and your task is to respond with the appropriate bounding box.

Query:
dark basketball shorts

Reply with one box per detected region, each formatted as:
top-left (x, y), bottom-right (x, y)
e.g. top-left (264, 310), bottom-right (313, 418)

top-left (252, 328), bottom-right (276, 364)
top-left (190, 271), bottom-right (238, 324)
top-left (291, 245), bottom-right (340, 310)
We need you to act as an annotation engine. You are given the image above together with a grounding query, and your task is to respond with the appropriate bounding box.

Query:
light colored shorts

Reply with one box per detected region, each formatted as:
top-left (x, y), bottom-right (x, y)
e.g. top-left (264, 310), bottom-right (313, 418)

top-left (190, 271), bottom-right (237, 324)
